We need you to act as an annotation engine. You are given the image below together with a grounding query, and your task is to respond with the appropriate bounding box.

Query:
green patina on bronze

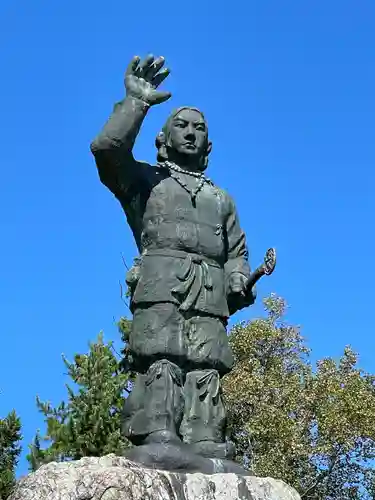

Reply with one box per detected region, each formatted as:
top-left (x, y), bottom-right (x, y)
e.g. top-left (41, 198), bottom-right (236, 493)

top-left (91, 54), bottom-right (275, 474)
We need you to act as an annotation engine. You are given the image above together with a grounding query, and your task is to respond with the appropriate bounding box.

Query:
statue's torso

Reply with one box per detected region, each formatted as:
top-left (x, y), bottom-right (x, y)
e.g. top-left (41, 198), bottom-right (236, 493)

top-left (121, 165), bottom-right (231, 317)
top-left (140, 173), bottom-right (228, 263)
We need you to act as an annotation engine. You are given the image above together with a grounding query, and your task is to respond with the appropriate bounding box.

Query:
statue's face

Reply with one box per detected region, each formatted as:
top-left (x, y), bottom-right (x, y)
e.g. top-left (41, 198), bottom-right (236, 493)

top-left (168, 109), bottom-right (208, 160)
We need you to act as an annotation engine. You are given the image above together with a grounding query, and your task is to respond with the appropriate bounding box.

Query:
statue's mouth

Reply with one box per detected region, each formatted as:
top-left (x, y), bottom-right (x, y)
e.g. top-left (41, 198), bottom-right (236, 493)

top-left (183, 143), bottom-right (196, 150)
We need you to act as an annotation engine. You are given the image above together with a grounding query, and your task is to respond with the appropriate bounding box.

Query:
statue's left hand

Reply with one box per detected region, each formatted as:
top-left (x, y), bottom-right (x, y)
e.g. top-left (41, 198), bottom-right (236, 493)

top-left (228, 273), bottom-right (248, 297)
top-left (227, 273), bottom-right (256, 315)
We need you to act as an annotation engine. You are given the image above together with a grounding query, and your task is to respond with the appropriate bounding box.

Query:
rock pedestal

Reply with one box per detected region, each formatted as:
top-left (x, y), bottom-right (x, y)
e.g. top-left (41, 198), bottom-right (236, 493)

top-left (9, 454), bottom-right (301, 500)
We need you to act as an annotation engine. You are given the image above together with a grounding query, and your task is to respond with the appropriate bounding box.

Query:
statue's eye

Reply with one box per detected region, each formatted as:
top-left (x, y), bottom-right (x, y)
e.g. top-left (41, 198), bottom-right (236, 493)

top-left (174, 122), bottom-right (186, 128)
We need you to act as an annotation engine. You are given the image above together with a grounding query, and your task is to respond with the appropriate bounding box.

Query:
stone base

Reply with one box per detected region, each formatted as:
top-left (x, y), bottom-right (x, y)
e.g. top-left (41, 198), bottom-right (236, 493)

top-left (9, 454), bottom-right (301, 500)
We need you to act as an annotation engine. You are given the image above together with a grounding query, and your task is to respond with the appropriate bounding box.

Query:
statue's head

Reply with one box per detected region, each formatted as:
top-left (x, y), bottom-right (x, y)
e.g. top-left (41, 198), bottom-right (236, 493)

top-left (156, 107), bottom-right (212, 171)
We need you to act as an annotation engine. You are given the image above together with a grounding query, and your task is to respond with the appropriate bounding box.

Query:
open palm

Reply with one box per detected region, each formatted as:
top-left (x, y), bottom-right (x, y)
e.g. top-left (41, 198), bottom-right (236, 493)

top-left (125, 54), bottom-right (171, 106)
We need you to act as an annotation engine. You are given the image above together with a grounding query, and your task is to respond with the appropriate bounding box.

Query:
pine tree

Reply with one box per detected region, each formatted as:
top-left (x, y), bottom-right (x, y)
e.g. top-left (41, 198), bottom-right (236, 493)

top-left (28, 328), bottom-right (132, 471)
top-left (0, 409), bottom-right (21, 499)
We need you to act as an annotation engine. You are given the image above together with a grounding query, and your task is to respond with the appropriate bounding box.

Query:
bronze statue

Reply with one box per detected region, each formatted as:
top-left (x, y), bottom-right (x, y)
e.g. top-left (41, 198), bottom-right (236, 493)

top-left (91, 55), bottom-right (275, 474)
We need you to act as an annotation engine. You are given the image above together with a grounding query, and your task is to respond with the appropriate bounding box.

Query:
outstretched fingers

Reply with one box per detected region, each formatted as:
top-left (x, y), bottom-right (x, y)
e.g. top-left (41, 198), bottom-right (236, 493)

top-left (144, 56), bottom-right (165, 80)
top-left (125, 55), bottom-right (141, 77)
top-left (152, 67), bottom-right (170, 88)
top-left (124, 54), bottom-right (171, 105)
top-left (137, 54), bottom-right (155, 77)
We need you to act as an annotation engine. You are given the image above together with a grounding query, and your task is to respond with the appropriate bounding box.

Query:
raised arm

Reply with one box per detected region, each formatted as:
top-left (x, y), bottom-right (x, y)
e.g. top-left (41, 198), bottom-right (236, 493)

top-left (90, 55), bottom-right (171, 197)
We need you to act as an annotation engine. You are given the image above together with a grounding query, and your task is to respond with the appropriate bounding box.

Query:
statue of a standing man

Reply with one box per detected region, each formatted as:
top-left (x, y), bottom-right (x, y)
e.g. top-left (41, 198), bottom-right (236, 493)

top-left (91, 55), bottom-right (275, 468)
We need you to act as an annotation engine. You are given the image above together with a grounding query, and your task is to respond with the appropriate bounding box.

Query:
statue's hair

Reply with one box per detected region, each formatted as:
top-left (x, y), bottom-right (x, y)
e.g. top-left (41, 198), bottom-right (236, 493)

top-left (155, 107), bottom-right (210, 171)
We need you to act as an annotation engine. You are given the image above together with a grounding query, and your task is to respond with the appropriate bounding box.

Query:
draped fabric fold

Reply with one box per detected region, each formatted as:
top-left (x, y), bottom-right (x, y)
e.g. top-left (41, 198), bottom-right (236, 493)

top-left (172, 255), bottom-right (214, 312)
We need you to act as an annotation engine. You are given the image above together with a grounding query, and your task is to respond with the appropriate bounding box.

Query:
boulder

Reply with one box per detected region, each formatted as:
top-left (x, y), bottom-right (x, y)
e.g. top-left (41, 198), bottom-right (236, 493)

top-left (9, 454), bottom-right (301, 500)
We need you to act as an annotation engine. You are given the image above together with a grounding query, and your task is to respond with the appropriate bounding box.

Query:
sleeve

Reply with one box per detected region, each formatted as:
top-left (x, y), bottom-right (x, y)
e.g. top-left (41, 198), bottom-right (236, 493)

top-left (224, 194), bottom-right (251, 279)
top-left (90, 96), bottom-right (150, 199)
top-left (224, 193), bottom-right (257, 313)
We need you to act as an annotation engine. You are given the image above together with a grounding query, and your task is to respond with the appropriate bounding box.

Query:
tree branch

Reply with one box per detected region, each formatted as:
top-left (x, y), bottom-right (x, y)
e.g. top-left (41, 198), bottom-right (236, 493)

top-left (301, 449), bottom-right (342, 498)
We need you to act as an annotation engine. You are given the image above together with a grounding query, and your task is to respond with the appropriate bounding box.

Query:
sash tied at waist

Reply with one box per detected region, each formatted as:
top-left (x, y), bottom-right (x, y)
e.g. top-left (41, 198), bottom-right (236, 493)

top-left (141, 248), bottom-right (223, 312)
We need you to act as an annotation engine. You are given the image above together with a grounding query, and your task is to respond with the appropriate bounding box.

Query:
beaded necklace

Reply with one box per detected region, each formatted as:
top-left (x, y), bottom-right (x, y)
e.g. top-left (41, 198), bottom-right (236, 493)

top-left (157, 160), bottom-right (213, 205)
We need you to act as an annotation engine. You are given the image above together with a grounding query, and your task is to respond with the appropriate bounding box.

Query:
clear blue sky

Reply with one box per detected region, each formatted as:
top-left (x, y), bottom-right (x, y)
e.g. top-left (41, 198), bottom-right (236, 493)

top-left (0, 0), bottom-right (374, 475)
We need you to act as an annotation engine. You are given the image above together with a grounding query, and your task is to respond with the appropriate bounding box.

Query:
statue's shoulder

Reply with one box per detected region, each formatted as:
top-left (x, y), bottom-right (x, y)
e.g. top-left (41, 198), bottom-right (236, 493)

top-left (137, 160), bottom-right (154, 170)
top-left (215, 186), bottom-right (236, 208)
top-left (133, 160), bottom-right (161, 178)
top-left (136, 161), bottom-right (170, 186)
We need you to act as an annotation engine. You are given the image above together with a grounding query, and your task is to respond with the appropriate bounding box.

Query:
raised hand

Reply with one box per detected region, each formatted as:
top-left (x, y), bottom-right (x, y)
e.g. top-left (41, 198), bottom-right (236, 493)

top-left (125, 54), bottom-right (171, 106)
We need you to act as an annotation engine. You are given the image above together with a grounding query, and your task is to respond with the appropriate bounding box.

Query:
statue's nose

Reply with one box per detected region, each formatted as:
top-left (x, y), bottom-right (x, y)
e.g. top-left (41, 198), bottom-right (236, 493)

top-left (185, 124), bottom-right (195, 137)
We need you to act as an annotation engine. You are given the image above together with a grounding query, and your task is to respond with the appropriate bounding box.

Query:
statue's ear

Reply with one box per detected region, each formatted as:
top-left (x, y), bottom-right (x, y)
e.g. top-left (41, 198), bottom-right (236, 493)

top-left (200, 140), bottom-right (212, 170)
top-left (155, 131), bottom-right (166, 149)
top-left (156, 132), bottom-right (168, 162)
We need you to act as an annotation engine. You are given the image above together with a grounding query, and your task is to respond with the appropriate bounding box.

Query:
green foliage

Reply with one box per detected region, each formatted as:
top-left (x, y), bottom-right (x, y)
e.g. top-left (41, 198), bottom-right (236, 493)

top-left (0, 409), bottom-right (21, 499)
top-left (27, 298), bottom-right (375, 498)
top-left (223, 294), bottom-right (375, 499)
top-left (28, 330), bottom-right (132, 471)
top-left (118, 317), bottom-right (132, 344)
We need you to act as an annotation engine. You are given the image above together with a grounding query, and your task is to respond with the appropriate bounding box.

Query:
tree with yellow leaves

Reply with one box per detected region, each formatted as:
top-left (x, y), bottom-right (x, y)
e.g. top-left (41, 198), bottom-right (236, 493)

top-left (224, 294), bottom-right (375, 499)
